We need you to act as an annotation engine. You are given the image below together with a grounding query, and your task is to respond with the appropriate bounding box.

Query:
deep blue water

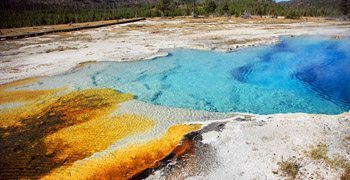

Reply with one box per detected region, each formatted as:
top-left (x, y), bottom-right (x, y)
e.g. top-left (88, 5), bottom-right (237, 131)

top-left (31, 36), bottom-right (350, 114)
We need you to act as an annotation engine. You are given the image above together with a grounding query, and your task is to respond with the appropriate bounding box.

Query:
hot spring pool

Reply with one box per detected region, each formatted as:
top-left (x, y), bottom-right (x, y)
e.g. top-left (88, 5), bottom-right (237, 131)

top-left (26, 36), bottom-right (350, 115)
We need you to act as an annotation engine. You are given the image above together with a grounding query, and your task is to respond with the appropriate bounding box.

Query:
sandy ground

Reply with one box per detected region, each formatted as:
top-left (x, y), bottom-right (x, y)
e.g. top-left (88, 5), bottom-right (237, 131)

top-left (0, 17), bottom-right (349, 179)
top-left (148, 113), bottom-right (350, 179)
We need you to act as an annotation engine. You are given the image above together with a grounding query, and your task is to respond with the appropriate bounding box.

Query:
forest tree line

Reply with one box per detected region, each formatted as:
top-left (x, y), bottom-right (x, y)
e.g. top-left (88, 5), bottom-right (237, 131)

top-left (0, 0), bottom-right (349, 28)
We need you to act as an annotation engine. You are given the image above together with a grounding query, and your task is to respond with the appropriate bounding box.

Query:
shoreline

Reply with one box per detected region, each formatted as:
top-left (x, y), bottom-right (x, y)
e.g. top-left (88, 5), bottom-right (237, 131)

top-left (1, 17), bottom-right (350, 85)
top-left (0, 32), bottom-right (348, 86)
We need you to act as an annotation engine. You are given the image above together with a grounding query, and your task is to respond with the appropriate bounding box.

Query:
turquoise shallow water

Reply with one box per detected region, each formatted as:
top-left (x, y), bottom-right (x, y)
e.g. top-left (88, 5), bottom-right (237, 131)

top-left (24, 36), bottom-right (350, 115)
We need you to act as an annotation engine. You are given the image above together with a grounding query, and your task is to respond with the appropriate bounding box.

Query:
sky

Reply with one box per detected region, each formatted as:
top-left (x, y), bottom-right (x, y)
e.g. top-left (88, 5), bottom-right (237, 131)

top-left (275, 0), bottom-right (290, 2)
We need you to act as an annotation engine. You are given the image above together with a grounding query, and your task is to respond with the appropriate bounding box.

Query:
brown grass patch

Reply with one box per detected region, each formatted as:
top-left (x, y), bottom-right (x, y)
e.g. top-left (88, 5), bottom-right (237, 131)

top-left (308, 143), bottom-right (328, 160)
top-left (306, 143), bottom-right (350, 178)
top-left (278, 159), bottom-right (299, 179)
top-left (0, 19), bottom-right (122, 37)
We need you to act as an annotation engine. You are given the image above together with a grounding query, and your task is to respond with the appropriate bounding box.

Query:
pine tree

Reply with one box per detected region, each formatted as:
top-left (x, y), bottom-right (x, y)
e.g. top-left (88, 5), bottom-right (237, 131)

top-left (222, 1), bottom-right (229, 15)
top-left (157, 0), bottom-right (171, 17)
top-left (340, 0), bottom-right (348, 16)
top-left (203, 0), bottom-right (216, 15)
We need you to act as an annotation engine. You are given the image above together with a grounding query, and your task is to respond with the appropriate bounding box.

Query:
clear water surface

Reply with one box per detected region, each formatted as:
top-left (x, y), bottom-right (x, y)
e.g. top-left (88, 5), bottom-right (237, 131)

top-left (26, 36), bottom-right (350, 114)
